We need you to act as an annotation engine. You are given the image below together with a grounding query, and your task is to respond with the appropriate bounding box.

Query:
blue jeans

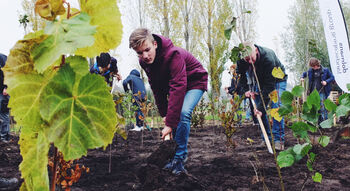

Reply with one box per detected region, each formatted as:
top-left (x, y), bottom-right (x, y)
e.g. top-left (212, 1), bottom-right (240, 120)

top-left (174, 89), bottom-right (204, 160)
top-left (133, 101), bottom-right (144, 127)
top-left (0, 95), bottom-right (10, 140)
top-left (255, 80), bottom-right (286, 143)
top-left (244, 98), bottom-right (252, 120)
top-left (270, 80), bottom-right (286, 143)
top-left (319, 92), bottom-right (327, 122)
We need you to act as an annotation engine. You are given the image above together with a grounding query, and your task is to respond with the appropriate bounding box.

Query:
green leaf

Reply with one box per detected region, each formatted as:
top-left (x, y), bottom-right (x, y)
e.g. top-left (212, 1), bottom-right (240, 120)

top-left (277, 149), bottom-right (295, 168)
top-left (278, 104), bottom-right (293, 116)
top-left (335, 105), bottom-right (350, 117)
top-left (307, 161), bottom-right (313, 171)
top-left (318, 136), bottom-right (330, 147)
top-left (347, 83), bottom-right (350, 91)
top-left (65, 56), bottom-right (89, 76)
top-left (40, 64), bottom-right (117, 160)
top-left (293, 143), bottom-right (311, 156)
top-left (292, 85), bottom-right (304, 97)
top-left (309, 152), bottom-right (316, 162)
top-left (320, 118), bottom-right (333, 129)
top-left (307, 90), bottom-right (321, 110)
top-left (312, 172), bottom-right (322, 183)
top-left (76, 0), bottom-right (123, 57)
top-left (19, 128), bottom-right (50, 191)
top-left (32, 13), bottom-right (96, 73)
top-left (281, 91), bottom-right (294, 105)
top-left (324, 99), bottom-right (337, 112)
top-left (302, 105), bottom-right (319, 125)
top-left (290, 122), bottom-right (309, 140)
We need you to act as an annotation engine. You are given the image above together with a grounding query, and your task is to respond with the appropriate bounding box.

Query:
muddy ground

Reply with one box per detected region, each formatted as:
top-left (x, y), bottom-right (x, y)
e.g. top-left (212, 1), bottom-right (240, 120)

top-left (1, 121), bottom-right (350, 191)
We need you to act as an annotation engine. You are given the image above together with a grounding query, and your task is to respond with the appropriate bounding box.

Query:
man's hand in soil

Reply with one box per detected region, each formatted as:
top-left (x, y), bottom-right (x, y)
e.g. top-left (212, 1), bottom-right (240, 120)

top-left (161, 126), bottom-right (172, 140)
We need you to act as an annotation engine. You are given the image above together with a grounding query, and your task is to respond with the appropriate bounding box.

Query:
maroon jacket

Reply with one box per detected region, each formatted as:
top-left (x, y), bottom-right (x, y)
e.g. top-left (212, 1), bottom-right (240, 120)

top-left (140, 34), bottom-right (208, 128)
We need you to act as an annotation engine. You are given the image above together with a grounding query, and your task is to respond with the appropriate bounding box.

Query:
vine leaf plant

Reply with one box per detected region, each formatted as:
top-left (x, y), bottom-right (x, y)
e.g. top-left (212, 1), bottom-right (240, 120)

top-left (5, 0), bottom-right (123, 190)
top-left (277, 85), bottom-right (350, 184)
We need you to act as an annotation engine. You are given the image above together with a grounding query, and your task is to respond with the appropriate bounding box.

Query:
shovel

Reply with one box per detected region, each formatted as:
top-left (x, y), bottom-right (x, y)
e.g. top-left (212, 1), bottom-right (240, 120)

top-left (250, 97), bottom-right (273, 154)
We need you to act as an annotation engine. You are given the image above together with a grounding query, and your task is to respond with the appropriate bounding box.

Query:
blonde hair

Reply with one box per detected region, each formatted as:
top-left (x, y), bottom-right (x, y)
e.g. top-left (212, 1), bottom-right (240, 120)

top-left (309, 57), bottom-right (321, 67)
top-left (129, 28), bottom-right (155, 49)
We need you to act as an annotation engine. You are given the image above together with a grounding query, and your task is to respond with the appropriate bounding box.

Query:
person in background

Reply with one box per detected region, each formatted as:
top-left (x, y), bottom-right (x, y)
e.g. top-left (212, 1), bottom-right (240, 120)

top-left (0, 53), bottom-right (10, 143)
top-left (129, 28), bottom-right (208, 175)
top-left (301, 57), bottom-right (334, 123)
top-left (90, 52), bottom-right (122, 86)
top-left (225, 64), bottom-right (242, 125)
top-left (236, 42), bottom-right (288, 151)
top-left (123, 69), bottom-right (147, 131)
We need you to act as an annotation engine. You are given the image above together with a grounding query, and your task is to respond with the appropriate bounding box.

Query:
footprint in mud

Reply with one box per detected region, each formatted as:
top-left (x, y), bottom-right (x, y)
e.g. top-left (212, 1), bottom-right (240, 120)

top-left (138, 140), bottom-right (206, 190)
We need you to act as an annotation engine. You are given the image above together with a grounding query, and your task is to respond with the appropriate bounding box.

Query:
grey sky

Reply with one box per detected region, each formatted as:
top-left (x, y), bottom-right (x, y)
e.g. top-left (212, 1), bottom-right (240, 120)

top-left (0, 0), bottom-right (295, 87)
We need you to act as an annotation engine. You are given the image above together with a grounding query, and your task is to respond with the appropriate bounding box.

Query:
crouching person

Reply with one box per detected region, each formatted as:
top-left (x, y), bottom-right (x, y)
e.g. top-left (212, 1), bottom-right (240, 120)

top-left (129, 28), bottom-right (208, 175)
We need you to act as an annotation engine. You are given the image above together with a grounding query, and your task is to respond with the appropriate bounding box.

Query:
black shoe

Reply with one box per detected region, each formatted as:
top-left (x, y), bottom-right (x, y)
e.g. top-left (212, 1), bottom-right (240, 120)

top-left (0, 177), bottom-right (19, 191)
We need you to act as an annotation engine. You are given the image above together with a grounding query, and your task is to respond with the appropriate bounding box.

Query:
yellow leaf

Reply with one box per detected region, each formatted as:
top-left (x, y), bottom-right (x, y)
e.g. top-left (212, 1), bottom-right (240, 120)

top-left (76, 0), bottom-right (123, 57)
top-left (269, 90), bottom-right (278, 103)
top-left (270, 108), bottom-right (283, 122)
top-left (247, 138), bottom-right (254, 144)
top-left (35, 0), bottom-right (66, 21)
top-left (272, 67), bottom-right (285, 79)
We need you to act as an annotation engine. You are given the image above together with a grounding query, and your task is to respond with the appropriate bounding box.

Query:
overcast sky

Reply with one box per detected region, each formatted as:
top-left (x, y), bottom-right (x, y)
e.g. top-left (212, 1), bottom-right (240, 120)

top-left (0, 0), bottom-right (295, 87)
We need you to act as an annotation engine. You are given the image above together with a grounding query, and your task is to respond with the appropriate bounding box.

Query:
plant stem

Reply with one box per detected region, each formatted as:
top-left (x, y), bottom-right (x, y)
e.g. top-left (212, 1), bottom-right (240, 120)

top-left (50, 147), bottom-right (58, 191)
top-left (108, 144), bottom-right (112, 174)
top-left (251, 65), bottom-right (285, 191)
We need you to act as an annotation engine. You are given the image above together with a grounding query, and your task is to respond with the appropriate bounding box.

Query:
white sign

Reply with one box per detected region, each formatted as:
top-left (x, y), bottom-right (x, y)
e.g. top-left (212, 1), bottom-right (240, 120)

top-left (318, 0), bottom-right (350, 92)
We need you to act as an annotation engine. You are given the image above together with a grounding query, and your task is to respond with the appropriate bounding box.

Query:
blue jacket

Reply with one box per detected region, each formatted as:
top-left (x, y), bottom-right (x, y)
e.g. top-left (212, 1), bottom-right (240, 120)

top-left (123, 69), bottom-right (146, 101)
top-left (302, 66), bottom-right (335, 97)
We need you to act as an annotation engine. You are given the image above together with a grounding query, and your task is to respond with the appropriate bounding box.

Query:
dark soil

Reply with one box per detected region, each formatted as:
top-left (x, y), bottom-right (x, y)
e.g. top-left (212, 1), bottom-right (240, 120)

top-left (1, 122), bottom-right (350, 191)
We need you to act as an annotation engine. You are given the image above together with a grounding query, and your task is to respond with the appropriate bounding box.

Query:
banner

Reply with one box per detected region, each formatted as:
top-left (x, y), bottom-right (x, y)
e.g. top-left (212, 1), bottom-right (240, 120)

top-left (318, 0), bottom-right (350, 93)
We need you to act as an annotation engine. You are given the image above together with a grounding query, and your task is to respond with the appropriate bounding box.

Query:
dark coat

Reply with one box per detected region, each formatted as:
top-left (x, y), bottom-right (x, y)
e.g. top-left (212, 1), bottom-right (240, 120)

top-left (236, 45), bottom-right (287, 114)
top-left (139, 34), bottom-right (208, 128)
top-left (302, 66), bottom-right (335, 97)
top-left (0, 53), bottom-right (7, 92)
top-left (123, 69), bottom-right (146, 101)
top-left (89, 57), bottom-right (118, 86)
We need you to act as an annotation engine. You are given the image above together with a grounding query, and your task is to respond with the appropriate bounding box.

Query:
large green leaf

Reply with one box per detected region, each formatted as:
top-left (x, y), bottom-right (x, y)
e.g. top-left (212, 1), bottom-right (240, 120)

top-left (76, 0), bottom-right (123, 57)
top-left (301, 105), bottom-right (319, 125)
top-left (278, 104), bottom-right (293, 116)
top-left (4, 32), bottom-right (56, 131)
top-left (19, 128), bottom-right (50, 191)
top-left (281, 91), bottom-right (294, 105)
top-left (277, 149), bottom-right (295, 168)
top-left (32, 13), bottom-right (96, 73)
top-left (318, 135), bottom-right (330, 147)
top-left (291, 85), bottom-right (304, 97)
top-left (40, 64), bottom-right (117, 160)
top-left (4, 31), bottom-right (47, 79)
top-left (65, 55), bottom-right (89, 76)
top-left (324, 99), bottom-right (337, 112)
top-left (306, 90), bottom-right (320, 110)
top-left (320, 118), bottom-right (333, 129)
top-left (336, 105), bottom-right (350, 117)
top-left (290, 122), bottom-right (310, 141)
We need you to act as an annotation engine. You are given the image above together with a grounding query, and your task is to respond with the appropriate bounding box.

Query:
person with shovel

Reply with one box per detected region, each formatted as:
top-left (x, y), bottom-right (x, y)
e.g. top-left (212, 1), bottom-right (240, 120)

top-left (123, 69), bottom-right (148, 131)
top-left (129, 28), bottom-right (208, 175)
top-left (301, 57), bottom-right (334, 123)
top-left (236, 43), bottom-right (288, 151)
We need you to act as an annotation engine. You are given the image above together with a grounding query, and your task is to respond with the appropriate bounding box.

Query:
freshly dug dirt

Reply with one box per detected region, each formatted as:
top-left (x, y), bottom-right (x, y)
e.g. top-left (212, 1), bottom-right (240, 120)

top-left (1, 122), bottom-right (350, 190)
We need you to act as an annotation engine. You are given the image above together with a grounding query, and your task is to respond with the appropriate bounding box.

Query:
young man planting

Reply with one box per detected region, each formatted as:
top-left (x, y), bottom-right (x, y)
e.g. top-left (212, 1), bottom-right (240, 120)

top-left (129, 28), bottom-right (208, 175)
top-left (236, 43), bottom-right (288, 151)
